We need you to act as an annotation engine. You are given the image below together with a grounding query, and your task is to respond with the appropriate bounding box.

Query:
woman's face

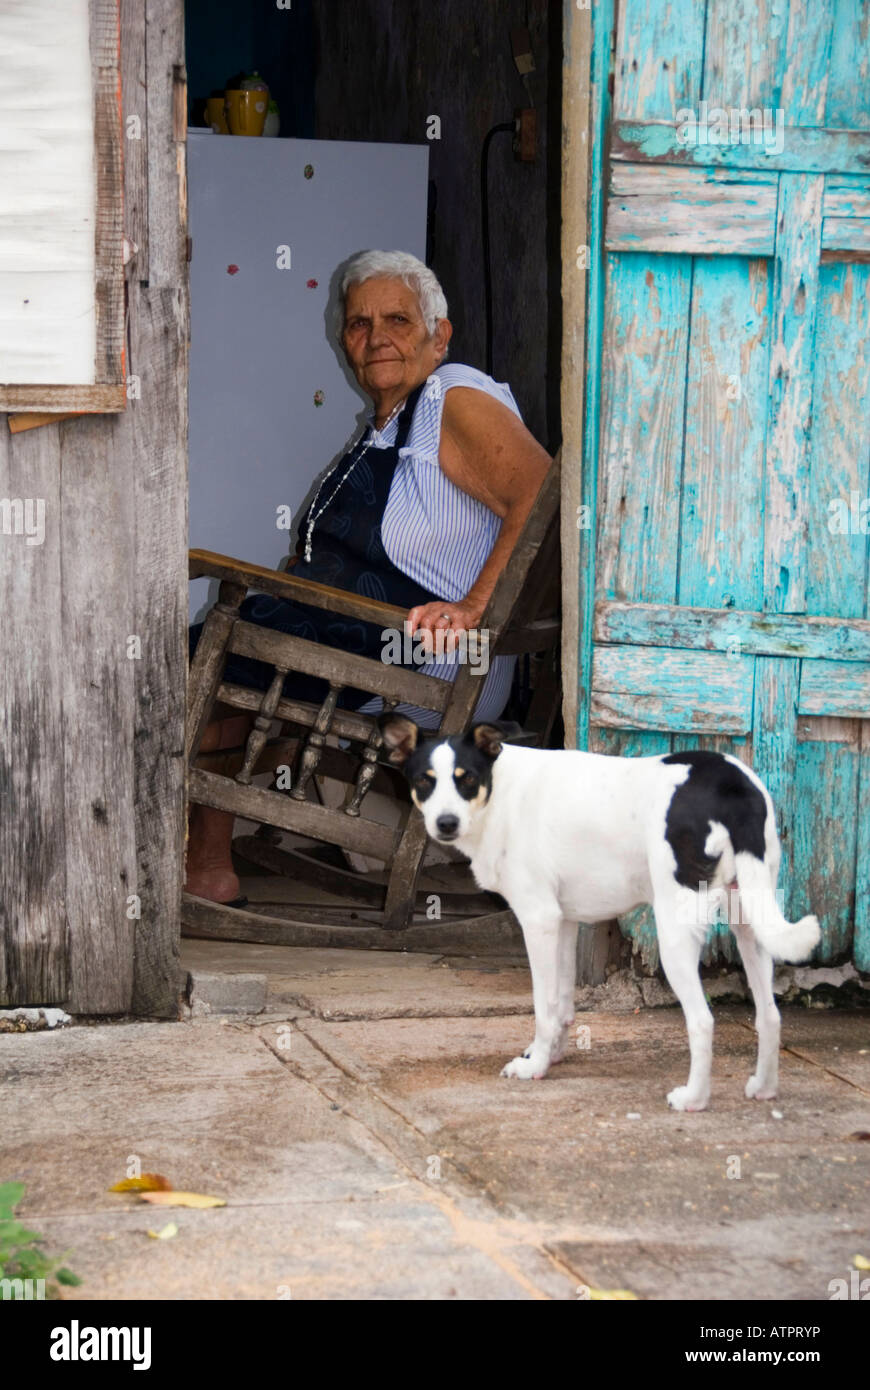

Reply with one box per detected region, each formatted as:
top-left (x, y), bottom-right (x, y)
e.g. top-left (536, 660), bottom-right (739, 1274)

top-left (341, 277), bottom-right (451, 400)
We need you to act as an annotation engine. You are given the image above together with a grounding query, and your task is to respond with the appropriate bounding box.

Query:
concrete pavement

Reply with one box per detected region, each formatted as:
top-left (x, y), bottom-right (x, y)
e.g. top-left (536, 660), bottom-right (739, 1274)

top-left (2, 940), bottom-right (868, 1300)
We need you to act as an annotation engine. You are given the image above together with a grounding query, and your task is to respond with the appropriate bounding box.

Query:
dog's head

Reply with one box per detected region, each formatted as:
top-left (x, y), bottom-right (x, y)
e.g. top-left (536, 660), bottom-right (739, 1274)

top-left (379, 715), bottom-right (507, 844)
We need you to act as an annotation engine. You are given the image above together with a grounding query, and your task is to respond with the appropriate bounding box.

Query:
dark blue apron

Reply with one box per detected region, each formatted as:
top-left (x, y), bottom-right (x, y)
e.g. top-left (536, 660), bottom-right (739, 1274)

top-left (188, 383), bottom-right (440, 709)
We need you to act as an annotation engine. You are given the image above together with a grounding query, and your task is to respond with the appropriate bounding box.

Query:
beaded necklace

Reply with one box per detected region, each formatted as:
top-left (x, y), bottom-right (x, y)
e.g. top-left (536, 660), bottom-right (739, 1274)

top-left (303, 395), bottom-right (407, 563)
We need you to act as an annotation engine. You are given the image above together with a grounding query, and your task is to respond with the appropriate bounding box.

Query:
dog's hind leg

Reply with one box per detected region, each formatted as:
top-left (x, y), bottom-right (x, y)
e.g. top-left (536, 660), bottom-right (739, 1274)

top-left (732, 917), bottom-right (780, 1100)
top-left (654, 890), bottom-right (714, 1112)
top-left (502, 906), bottom-right (564, 1080)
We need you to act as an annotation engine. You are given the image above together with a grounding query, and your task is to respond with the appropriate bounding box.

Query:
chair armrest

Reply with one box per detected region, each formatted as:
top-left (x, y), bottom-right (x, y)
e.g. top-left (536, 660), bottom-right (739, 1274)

top-left (189, 549), bottom-right (410, 629)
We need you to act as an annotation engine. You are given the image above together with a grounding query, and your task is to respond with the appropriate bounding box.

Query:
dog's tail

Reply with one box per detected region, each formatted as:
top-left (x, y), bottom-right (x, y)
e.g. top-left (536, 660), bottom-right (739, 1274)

top-left (732, 852), bottom-right (820, 962)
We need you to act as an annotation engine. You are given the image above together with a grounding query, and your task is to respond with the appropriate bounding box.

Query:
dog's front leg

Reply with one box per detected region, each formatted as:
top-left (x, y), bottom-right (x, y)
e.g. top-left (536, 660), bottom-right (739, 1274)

top-left (502, 909), bottom-right (563, 1080)
top-left (552, 919), bottom-right (579, 1062)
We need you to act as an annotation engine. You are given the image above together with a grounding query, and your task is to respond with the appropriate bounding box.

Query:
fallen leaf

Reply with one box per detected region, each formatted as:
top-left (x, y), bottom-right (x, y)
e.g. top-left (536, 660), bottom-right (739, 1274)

top-left (109, 1174), bottom-right (172, 1193)
top-left (146, 1222), bottom-right (178, 1240)
top-left (589, 1288), bottom-right (638, 1300)
top-left (848, 1131), bottom-right (870, 1142)
top-left (139, 1191), bottom-right (226, 1209)
top-left (853, 1254), bottom-right (870, 1271)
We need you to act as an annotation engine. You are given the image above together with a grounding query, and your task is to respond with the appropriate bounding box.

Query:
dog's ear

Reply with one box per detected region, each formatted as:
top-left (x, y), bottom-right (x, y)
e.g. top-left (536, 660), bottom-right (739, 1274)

top-left (378, 713), bottom-right (420, 765)
top-left (470, 723), bottom-right (504, 760)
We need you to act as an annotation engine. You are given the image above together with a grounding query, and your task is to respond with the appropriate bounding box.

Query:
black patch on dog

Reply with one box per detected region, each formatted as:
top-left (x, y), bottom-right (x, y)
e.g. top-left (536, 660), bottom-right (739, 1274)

top-left (409, 771), bottom-right (436, 802)
top-left (403, 729), bottom-right (496, 806)
top-left (662, 750), bottom-right (767, 889)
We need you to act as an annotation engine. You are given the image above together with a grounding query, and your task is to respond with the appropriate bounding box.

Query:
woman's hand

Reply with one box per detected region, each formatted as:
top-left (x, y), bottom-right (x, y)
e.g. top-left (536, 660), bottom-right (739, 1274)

top-left (406, 597), bottom-right (485, 657)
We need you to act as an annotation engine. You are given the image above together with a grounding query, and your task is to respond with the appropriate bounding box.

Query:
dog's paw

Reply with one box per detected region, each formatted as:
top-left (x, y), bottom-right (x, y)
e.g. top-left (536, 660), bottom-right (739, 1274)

top-left (667, 1085), bottom-right (709, 1112)
top-left (501, 1055), bottom-right (546, 1080)
top-left (745, 1074), bottom-right (778, 1101)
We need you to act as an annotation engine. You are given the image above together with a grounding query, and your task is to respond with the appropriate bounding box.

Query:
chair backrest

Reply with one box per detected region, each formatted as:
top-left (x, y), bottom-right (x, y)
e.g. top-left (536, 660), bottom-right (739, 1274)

top-left (488, 448), bottom-right (561, 658)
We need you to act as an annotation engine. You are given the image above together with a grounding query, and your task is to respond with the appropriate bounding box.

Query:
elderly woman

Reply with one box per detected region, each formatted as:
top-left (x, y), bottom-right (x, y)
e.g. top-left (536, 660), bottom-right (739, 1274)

top-left (186, 249), bottom-right (551, 904)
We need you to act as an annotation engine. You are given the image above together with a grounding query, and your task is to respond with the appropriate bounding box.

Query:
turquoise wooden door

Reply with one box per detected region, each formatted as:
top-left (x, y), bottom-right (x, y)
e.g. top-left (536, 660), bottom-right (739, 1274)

top-left (577, 0), bottom-right (870, 971)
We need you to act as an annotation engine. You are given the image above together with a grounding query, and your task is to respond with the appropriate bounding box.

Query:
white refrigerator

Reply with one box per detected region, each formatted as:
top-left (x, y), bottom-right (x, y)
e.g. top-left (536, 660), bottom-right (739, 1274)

top-left (187, 131), bottom-right (430, 620)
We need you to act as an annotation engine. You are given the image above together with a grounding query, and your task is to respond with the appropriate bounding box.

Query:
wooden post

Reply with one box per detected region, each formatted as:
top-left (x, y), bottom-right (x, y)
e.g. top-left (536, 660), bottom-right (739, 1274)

top-left (0, 0), bottom-right (189, 1015)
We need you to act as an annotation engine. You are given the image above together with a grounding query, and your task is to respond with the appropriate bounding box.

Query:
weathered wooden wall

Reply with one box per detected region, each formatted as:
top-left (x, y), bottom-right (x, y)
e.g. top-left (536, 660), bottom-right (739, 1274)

top-left (0, 0), bottom-right (188, 1015)
top-left (313, 0), bottom-right (562, 451)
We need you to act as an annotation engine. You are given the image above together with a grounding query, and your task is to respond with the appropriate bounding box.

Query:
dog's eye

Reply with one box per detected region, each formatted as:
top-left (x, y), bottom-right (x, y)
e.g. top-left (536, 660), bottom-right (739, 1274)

top-left (457, 772), bottom-right (478, 791)
top-left (414, 776), bottom-right (435, 800)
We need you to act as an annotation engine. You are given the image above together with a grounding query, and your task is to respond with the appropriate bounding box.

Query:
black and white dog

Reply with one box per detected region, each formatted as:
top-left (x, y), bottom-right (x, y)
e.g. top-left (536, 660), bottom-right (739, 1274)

top-left (380, 716), bottom-right (820, 1112)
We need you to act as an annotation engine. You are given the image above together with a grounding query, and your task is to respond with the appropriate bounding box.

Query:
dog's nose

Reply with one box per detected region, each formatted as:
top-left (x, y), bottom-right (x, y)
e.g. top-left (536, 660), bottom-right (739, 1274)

top-left (436, 814), bottom-right (460, 837)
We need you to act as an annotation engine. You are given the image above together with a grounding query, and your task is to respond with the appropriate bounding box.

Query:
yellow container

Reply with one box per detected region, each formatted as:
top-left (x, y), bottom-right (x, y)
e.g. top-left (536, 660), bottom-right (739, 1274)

top-left (206, 97), bottom-right (229, 133)
top-left (224, 89), bottom-right (267, 137)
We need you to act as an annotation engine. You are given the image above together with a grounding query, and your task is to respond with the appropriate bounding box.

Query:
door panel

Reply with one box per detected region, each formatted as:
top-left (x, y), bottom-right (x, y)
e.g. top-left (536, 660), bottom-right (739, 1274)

top-left (582, 0), bottom-right (870, 971)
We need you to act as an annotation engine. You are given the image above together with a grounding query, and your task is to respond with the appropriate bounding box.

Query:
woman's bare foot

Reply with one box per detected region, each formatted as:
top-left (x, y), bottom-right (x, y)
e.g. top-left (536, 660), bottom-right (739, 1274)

top-left (184, 803), bottom-right (242, 903)
top-left (184, 707), bottom-right (253, 903)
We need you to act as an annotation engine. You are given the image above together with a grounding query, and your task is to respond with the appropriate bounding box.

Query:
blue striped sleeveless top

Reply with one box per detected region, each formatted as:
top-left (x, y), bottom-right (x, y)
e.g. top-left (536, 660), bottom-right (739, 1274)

top-left (355, 363), bottom-right (520, 729)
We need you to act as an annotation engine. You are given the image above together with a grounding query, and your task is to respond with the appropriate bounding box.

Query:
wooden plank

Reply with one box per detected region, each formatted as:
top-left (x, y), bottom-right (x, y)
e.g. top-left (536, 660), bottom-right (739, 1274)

top-left (574, 0), bottom-right (614, 752)
top-left (807, 263), bottom-right (870, 619)
top-left (764, 173), bottom-right (824, 614)
top-left (190, 549), bottom-right (411, 630)
top-left (145, 0), bottom-right (187, 289)
top-left (228, 621), bottom-right (453, 712)
top-left (0, 423), bottom-right (68, 1005)
top-left (826, 0), bottom-right (870, 131)
top-left (613, 0), bottom-right (704, 121)
top-left (120, 0), bottom-right (149, 280)
top-left (0, 384), bottom-right (126, 412)
top-left (59, 413), bottom-right (137, 1013)
top-left (591, 644), bottom-right (753, 733)
top-left (611, 121), bottom-right (870, 174)
top-left (596, 253), bottom-right (692, 603)
top-left (796, 715), bottom-right (864, 744)
top-left (678, 256), bottom-right (769, 611)
top-left (855, 721), bottom-right (870, 971)
top-left (595, 600), bottom-right (870, 660)
top-left (779, 0), bottom-right (834, 127)
top-left (606, 167), bottom-right (777, 254)
top-left (605, 169), bottom-right (870, 257)
top-left (591, 691), bottom-right (749, 735)
top-left (821, 218), bottom-right (870, 253)
top-left (130, 287), bottom-right (189, 1016)
top-left (799, 660), bottom-right (870, 718)
top-left (820, 171), bottom-right (870, 252)
top-left (187, 584), bottom-right (247, 763)
top-left (90, 0), bottom-right (126, 386)
top-left (751, 657), bottom-right (801, 921)
top-left (128, 0), bottom-right (188, 1018)
top-left (559, 0), bottom-right (593, 748)
top-left (793, 731), bottom-right (858, 961)
top-left (702, 0), bottom-right (789, 113)
top-left (823, 179), bottom-right (870, 219)
top-left (188, 768), bottom-right (400, 860)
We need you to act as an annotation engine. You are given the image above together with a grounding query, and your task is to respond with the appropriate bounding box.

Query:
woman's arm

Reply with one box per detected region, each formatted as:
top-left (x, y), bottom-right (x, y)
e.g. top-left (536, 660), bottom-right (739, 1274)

top-left (407, 386), bottom-right (552, 640)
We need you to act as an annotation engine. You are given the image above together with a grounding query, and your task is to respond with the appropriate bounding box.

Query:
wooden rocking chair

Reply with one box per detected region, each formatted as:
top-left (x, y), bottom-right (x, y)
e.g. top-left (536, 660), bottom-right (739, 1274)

top-left (183, 450), bottom-right (561, 941)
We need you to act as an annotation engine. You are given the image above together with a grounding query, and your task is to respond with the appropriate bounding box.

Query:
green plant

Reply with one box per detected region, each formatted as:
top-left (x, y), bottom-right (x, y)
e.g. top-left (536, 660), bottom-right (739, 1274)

top-left (0, 1181), bottom-right (81, 1299)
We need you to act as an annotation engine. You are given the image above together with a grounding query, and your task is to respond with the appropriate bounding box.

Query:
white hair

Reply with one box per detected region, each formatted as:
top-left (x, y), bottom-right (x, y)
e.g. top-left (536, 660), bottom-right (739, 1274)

top-left (335, 250), bottom-right (448, 340)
